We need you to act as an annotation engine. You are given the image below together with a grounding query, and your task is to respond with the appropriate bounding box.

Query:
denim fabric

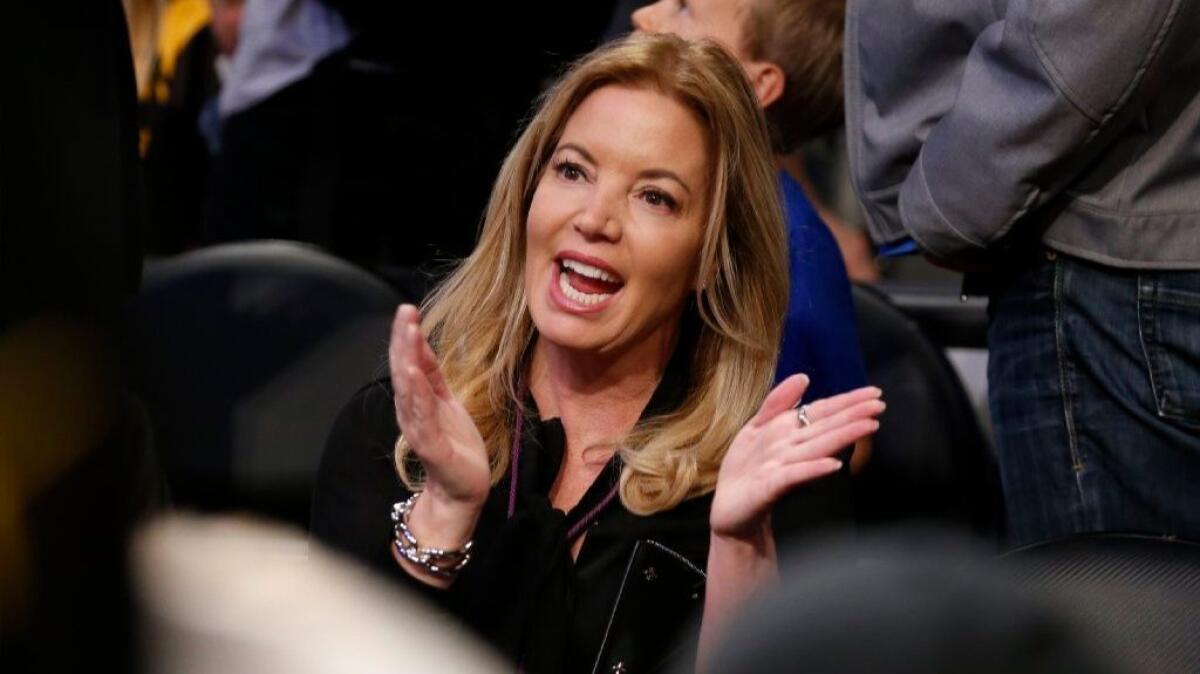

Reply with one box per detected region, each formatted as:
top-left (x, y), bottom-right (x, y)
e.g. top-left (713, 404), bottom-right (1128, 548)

top-left (988, 251), bottom-right (1200, 547)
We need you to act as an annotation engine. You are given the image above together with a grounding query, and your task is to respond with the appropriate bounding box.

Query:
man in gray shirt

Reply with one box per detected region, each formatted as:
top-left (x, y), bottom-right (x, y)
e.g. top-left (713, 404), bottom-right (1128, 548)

top-left (846, 0), bottom-right (1200, 546)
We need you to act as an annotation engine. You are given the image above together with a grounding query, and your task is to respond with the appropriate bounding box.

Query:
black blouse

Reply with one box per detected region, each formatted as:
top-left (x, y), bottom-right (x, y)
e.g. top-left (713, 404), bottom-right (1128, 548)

top-left (310, 357), bottom-right (851, 673)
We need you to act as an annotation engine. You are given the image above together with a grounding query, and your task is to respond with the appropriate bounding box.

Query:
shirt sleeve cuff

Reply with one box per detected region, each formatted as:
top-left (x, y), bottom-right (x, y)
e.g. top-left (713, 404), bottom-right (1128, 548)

top-left (877, 238), bottom-right (920, 257)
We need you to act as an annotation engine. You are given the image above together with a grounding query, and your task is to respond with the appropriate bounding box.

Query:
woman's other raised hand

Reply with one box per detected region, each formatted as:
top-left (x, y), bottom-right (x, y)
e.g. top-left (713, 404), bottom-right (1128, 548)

top-left (710, 374), bottom-right (884, 540)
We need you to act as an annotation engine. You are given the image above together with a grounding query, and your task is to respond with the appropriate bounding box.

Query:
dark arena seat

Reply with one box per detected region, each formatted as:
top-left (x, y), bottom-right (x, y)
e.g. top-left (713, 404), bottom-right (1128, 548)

top-left (851, 284), bottom-right (1005, 541)
top-left (1004, 533), bottom-right (1200, 672)
top-left (124, 241), bottom-right (401, 526)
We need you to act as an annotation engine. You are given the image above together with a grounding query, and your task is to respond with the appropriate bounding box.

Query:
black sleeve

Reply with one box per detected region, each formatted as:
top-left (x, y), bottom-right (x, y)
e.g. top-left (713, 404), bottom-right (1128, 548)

top-left (313, 380), bottom-right (477, 609)
top-left (309, 378), bottom-right (464, 610)
top-left (310, 380), bottom-right (408, 571)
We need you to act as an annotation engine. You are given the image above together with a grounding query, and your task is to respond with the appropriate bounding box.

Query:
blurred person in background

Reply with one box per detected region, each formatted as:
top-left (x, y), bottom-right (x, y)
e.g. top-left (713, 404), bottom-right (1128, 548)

top-left (204, 0), bottom-right (618, 300)
top-left (846, 0), bottom-right (1200, 546)
top-left (130, 0), bottom-right (245, 254)
top-left (311, 34), bottom-right (883, 673)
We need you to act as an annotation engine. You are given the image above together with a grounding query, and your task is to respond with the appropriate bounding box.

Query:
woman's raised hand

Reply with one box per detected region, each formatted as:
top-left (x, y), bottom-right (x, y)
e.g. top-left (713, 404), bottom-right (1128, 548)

top-left (710, 374), bottom-right (884, 540)
top-left (389, 305), bottom-right (491, 523)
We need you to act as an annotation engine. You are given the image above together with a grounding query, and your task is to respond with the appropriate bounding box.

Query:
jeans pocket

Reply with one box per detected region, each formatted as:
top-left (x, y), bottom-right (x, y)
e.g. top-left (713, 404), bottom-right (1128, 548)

top-left (1138, 273), bottom-right (1200, 426)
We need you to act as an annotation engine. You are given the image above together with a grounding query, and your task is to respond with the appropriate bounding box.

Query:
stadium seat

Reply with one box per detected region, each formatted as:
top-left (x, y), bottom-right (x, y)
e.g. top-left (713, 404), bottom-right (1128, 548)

top-left (124, 241), bottom-right (401, 526)
top-left (851, 284), bottom-right (1005, 541)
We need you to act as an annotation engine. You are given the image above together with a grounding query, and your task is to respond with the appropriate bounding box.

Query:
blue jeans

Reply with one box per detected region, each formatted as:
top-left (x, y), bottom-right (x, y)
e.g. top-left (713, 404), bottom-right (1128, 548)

top-left (988, 251), bottom-right (1200, 547)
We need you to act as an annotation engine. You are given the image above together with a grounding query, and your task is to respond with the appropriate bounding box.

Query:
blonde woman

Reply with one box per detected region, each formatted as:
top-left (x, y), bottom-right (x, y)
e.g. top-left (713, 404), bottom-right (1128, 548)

top-left (311, 33), bottom-right (882, 673)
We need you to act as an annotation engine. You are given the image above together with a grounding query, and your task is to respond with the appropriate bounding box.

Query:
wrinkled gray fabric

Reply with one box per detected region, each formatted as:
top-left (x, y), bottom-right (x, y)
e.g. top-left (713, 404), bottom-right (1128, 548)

top-left (846, 0), bottom-right (1200, 269)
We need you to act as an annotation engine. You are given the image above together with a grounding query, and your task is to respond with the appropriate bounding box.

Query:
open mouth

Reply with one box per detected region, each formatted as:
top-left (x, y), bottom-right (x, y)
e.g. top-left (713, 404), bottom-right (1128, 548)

top-left (557, 256), bottom-right (625, 306)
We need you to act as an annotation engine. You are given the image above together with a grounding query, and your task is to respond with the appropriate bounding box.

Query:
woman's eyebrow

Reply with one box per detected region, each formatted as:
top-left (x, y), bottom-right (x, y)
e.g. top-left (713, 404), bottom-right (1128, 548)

top-left (557, 143), bottom-right (597, 165)
top-left (637, 168), bottom-right (692, 196)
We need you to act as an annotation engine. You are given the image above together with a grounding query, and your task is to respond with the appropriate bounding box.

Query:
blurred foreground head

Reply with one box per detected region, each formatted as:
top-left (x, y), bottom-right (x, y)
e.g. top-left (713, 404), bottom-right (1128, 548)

top-left (134, 515), bottom-right (505, 674)
top-left (706, 531), bottom-right (1125, 674)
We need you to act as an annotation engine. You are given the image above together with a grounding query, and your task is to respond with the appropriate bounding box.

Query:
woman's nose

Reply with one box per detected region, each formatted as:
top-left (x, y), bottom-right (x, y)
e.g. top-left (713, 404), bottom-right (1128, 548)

top-left (573, 193), bottom-right (622, 242)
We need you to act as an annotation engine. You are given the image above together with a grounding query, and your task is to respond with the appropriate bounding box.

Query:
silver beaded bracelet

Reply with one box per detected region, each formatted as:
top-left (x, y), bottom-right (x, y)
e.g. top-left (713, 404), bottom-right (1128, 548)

top-left (390, 492), bottom-right (473, 578)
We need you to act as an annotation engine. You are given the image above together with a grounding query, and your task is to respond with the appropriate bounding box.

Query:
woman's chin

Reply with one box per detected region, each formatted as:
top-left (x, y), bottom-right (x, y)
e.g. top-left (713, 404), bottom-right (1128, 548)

top-left (531, 318), bottom-right (614, 355)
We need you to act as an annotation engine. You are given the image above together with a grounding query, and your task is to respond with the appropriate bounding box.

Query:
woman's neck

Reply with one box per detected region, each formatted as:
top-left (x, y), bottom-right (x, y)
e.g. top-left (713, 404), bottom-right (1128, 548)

top-left (527, 335), bottom-right (672, 459)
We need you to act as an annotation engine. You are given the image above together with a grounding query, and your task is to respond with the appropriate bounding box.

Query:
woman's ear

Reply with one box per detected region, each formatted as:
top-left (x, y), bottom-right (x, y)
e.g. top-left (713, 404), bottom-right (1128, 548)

top-left (744, 60), bottom-right (785, 109)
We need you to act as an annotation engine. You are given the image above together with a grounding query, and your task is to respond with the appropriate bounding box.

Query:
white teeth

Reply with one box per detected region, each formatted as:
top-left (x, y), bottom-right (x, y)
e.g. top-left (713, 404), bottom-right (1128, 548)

top-left (559, 268), bottom-right (613, 306)
top-left (561, 258), bottom-right (621, 284)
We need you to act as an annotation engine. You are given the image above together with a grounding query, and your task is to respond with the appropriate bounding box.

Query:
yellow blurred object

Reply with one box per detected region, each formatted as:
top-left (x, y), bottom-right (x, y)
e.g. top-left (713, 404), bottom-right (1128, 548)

top-left (125, 0), bottom-right (166, 97)
top-left (154, 0), bottom-right (212, 96)
top-left (130, 0), bottom-right (213, 157)
top-left (0, 464), bottom-right (26, 626)
top-left (0, 317), bottom-right (117, 624)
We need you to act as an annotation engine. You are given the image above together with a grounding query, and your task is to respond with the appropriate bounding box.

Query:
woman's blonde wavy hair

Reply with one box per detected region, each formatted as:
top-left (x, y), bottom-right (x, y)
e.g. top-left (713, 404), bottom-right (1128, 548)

top-left (396, 33), bottom-right (788, 515)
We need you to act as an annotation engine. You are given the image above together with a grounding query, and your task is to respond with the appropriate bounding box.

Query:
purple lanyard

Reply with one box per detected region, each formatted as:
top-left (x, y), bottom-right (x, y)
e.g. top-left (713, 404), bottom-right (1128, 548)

top-left (504, 404), bottom-right (620, 541)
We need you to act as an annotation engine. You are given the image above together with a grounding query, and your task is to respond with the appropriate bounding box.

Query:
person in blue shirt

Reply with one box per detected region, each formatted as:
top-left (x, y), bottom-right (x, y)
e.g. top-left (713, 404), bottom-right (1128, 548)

top-left (776, 168), bottom-right (865, 401)
top-left (632, 0), bottom-right (868, 404)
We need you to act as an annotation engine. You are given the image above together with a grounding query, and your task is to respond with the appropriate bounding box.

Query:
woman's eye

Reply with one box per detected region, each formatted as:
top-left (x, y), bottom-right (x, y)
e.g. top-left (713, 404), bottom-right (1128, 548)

top-left (642, 189), bottom-right (679, 212)
top-left (555, 161), bottom-right (585, 181)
